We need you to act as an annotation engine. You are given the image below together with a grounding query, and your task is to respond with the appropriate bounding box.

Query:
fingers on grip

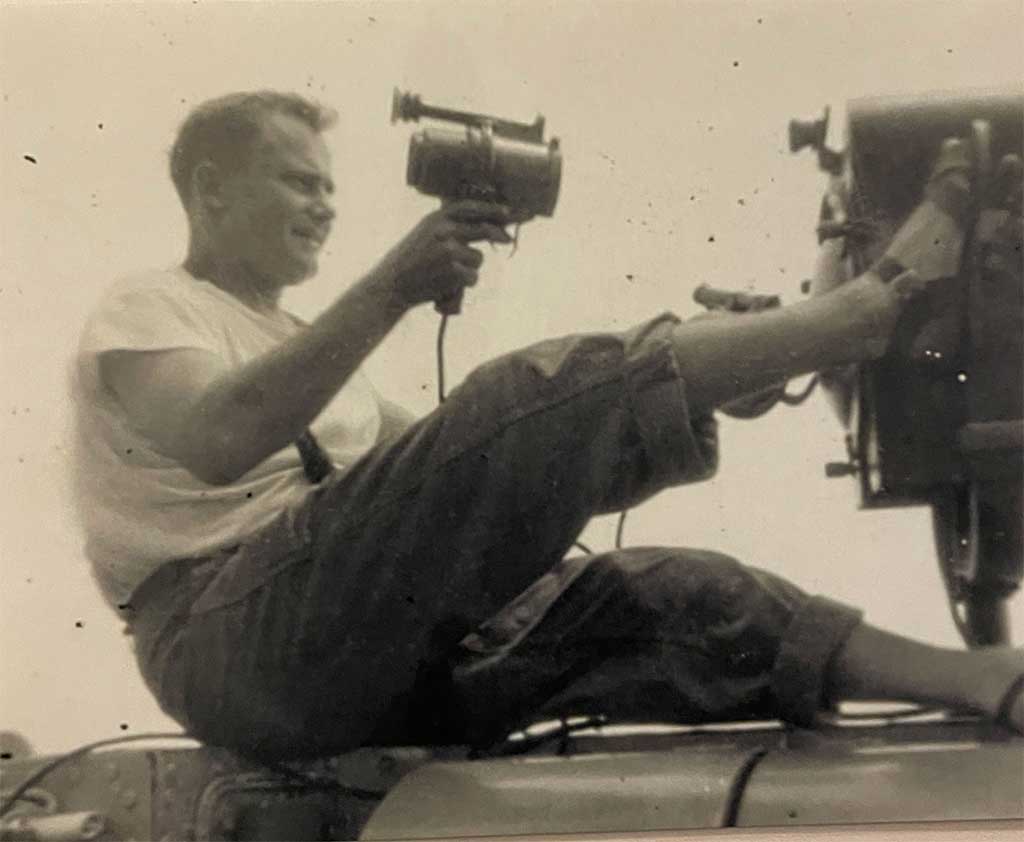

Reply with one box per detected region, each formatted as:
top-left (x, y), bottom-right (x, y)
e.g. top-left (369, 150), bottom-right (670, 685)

top-left (456, 222), bottom-right (513, 245)
top-left (444, 199), bottom-right (511, 224)
top-left (457, 245), bottom-right (485, 272)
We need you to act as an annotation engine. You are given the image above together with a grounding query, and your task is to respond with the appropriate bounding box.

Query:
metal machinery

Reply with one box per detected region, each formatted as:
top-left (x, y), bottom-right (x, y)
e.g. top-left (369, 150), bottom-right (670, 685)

top-left (3, 89), bottom-right (1022, 841)
top-left (1, 718), bottom-right (1022, 840)
top-left (791, 88), bottom-right (1023, 647)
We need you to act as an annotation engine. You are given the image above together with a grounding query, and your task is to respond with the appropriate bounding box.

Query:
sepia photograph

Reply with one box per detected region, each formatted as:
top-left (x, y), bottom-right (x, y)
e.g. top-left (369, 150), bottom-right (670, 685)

top-left (1, 1), bottom-right (1022, 840)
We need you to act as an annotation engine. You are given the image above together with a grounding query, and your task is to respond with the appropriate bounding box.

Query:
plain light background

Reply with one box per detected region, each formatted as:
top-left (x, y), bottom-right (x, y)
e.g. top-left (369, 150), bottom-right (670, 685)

top-left (1, 0), bottom-right (1022, 757)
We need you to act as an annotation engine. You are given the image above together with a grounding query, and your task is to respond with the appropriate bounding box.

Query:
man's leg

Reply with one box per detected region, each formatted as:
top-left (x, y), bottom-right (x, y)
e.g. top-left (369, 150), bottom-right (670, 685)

top-left (147, 141), bottom-right (1010, 758)
top-left (671, 141), bottom-right (975, 415)
top-left (171, 315), bottom-right (718, 758)
top-left (825, 625), bottom-right (1024, 732)
top-left (446, 548), bottom-right (1024, 747)
top-left (447, 547), bottom-right (834, 745)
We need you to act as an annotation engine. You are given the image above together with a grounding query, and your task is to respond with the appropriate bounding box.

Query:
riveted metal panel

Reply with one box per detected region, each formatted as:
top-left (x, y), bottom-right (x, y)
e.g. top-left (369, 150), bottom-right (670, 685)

top-left (736, 732), bottom-right (1024, 826)
top-left (1, 750), bottom-right (154, 841)
top-left (360, 746), bottom-right (761, 839)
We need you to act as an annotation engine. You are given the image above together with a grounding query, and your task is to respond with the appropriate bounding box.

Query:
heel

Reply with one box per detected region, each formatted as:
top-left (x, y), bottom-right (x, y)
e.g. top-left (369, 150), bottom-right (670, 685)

top-left (995, 672), bottom-right (1024, 734)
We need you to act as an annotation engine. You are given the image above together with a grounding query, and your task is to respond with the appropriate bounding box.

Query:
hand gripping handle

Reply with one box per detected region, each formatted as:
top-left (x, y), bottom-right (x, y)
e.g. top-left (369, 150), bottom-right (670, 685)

top-left (435, 289), bottom-right (464, 316)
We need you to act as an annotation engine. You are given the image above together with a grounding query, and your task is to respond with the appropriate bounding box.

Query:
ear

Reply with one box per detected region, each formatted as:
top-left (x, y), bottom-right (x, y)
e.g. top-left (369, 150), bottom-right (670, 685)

top-left (192, 161), bottom-right (230, 213)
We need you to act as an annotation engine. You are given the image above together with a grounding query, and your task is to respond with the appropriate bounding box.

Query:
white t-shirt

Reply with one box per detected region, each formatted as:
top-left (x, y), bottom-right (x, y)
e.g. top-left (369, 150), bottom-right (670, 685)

top-left (71, 266), bottom-right (382, 609)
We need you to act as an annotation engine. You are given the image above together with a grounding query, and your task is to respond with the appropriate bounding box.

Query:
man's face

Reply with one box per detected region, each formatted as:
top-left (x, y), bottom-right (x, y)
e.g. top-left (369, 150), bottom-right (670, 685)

top-left (216, 111), bottom-right (335, 288)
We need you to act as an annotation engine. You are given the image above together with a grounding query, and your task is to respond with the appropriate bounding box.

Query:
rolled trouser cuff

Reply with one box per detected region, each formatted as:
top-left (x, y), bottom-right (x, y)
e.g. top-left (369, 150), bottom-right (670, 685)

top-left (771, 595), bottom-right (863, 727)
top-left (620, 313), bottom-right (720, 490)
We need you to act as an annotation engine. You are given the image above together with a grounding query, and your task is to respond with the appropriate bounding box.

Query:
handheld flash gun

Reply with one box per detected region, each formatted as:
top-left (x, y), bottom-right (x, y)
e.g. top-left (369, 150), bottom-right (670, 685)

top-left (391, 88), bottom-right (563, 314)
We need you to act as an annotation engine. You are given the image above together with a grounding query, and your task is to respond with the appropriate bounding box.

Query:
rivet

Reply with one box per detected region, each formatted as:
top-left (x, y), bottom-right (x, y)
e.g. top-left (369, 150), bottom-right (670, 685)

top-left (121, 788), bottom-right (138, 809)
top-left (107, 761), bottom-right (120, 781)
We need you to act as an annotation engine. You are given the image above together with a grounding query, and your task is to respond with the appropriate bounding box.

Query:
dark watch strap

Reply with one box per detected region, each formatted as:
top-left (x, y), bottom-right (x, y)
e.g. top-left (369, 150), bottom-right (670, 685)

top-left (872, 256), bottom-right (909, 284)
top-left (295, 429), bottom-right (333, 484)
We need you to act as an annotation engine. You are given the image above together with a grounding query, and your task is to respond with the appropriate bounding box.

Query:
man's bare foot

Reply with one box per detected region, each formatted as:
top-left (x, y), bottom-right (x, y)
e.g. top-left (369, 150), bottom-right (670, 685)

top-left (971, 646), bottom-right (1024, 734)
top-left (976, 153), bottom-right (1023, 281)
top-left (878, 138), bottom-right (975, 289)
top-left (859, 140), bottom-right (1024, 363)
top-left (999, 676), bottom-right (1024, 734)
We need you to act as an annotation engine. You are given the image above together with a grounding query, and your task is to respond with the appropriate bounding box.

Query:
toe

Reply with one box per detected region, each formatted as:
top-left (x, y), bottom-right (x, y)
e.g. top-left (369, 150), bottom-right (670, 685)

top-left (992, 154), bottom-right (1022, 214)
top-left (925, 138), bottom-right (975, 226)
top-left (930, 137), bottom-right (974, 183)
top-left (1008, 693), bottom-right (1024, 735)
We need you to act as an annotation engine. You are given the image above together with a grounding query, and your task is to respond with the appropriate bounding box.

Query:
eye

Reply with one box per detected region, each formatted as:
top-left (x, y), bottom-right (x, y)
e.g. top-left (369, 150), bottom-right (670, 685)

top-left (284, 174), bottom-right (316, 194)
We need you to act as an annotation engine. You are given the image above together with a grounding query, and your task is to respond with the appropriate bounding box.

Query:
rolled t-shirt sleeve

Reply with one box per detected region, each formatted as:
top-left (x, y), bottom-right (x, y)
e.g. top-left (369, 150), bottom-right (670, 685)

top-left (79, 282), bottom-right (220, 358)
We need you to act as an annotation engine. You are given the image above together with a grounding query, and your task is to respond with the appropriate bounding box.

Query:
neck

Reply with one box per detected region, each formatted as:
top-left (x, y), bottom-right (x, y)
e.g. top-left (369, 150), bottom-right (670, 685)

top-left (184, 242), bottom-right (283, 315)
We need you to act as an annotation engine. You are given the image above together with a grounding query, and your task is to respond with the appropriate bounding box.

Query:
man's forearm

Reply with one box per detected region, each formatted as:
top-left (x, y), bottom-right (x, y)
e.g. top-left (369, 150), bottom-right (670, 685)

top-left (170, 199), bottom-right (512, 484)
top-left (185, 270), bottom-right (407, 484)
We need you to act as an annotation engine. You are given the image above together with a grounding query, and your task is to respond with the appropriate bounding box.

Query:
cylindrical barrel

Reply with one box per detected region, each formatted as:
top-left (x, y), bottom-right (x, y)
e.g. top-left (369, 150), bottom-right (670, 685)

top-left (406, 126), bottom-right (561, 216)
top-left (692, 283), bottom-right (781, 312)
top-left (0, 810), bottom-right (106, 841)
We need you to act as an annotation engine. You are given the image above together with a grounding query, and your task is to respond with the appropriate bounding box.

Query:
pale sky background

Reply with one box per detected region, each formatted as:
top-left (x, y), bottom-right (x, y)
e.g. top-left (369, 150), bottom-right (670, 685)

top-left (1, 0), bottom-right (1022, 756)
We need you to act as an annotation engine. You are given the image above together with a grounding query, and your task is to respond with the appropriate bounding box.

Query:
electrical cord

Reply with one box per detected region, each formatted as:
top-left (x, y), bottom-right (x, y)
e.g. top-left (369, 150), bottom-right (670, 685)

top-left (614, 509), bottom-right (628, 550)
top-left (0, 732), bottom-right (196, 819)
top-left (435, 310), bottom-right (632, 556)
top-left (261, 760), bottom-right (386, 801)
top-left (606, 372), bottom-right (816, 550)
top-left (436, 313), bottom-right (450, 404)
top-left (781, 374), bottom-right (819, 406)
top-left (474, 715), bottom-right (609, 758)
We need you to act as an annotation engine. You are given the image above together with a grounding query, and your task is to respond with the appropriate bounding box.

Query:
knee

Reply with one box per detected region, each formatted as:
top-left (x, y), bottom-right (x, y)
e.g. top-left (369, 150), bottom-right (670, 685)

top-left (592, 548), bottom-right (794, 649)
top-left (456, 333), bottom-right (627, 407)
top-left (588, 547), bottom-right (750, 615)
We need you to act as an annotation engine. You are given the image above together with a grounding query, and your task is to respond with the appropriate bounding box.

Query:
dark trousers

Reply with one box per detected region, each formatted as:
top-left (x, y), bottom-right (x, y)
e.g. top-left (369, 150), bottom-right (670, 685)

top-left (127, 315), bottom-right (861, 760)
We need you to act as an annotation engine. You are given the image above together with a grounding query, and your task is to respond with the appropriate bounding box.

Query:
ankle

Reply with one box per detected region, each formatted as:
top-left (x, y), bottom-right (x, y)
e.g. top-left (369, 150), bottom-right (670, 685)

top-left (954, 647), bottom-right (1024, 717)
top-left (881, 200), bottom-right (966, 283)
top-left (835, 272), bottom-right (903, 359)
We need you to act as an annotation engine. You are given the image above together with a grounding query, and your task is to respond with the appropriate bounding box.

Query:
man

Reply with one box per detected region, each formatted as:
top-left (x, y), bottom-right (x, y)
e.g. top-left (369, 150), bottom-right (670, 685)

top-left (71, 91), bottom-right (1023, 760)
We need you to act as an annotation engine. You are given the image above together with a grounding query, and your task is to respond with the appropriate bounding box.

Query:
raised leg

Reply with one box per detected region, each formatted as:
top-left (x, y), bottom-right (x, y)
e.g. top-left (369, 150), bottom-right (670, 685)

top-left (167, 317), bottom-right (719, 758)
top-left (672, 140), bottom-right (976, 416)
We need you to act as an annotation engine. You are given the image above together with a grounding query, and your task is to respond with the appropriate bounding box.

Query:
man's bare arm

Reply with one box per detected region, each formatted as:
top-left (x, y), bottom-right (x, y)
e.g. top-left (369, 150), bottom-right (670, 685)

top-left (103, 201), bottom-right (513, 485)
top-left (104, 271), bottom-right (406, 484)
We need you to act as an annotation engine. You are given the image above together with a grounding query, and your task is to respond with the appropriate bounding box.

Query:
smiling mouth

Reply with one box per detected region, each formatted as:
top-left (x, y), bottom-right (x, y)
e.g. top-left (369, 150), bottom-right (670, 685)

top-left (292, 227), bottom-right (327, 248)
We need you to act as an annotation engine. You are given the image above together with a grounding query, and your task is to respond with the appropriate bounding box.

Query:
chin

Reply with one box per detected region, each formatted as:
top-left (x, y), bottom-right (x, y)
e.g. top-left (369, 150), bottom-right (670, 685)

top-left (279, 258), bottom-right (318, 286)
top-left (296, 261), bottom-right (319, 284)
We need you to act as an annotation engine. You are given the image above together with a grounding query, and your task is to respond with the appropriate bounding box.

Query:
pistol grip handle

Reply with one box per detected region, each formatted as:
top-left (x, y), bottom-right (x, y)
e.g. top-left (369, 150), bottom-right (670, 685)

top-left (435, 289), bottom-right (464, 316)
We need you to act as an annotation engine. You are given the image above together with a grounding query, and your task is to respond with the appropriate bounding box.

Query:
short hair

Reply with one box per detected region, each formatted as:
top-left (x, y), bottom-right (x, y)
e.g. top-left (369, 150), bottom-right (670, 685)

top-left (169, 91), bottom-right (337, 206)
